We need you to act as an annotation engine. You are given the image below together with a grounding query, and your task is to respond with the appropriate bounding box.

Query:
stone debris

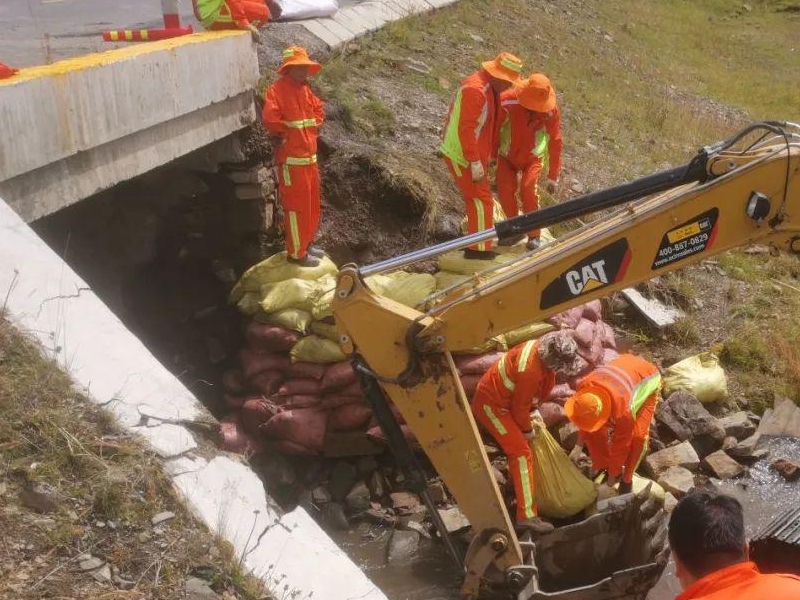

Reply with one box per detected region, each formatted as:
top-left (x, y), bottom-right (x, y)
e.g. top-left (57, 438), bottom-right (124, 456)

top-left (719, 411), bottom-right (757, 441)
top-left (312, 486), bottom-right (332, 506)
top-left (657, 466), bottom-right (695, 498)
top-left (386, 529), bottom-right (420, 563)
top-left (757, 397), bottom-right (800, 438)
top-left (644, 441), bottom-right (700, 478)
top-left (19, 483), bottom-right (60, 513)
top-left (345, 482), bottom-right (371, 513)
top-left (426, 481), bottom-right (448, 504)
top-left (771, 458), bottom-right (800, 482)
top-left (78, 556), bottom-right (105, 572)
top-left (185, 576), bottom-right (222, 599)
top-left (368, 471), bottom-right (388, 499)
top-left (701, 450), bottom-right (745, 480)
top-left (406, 520), bottom-right (431, 539)
top-left (655, 391), bottom-right (725, 458)
top-left (390, 491), bottom-right (421, 512)
top-left (90, 563), bottom-right (112, 584)
top-left (438, 506), bottom-right (470, 533)
top-left (151, 511), bottom-right (176, 526)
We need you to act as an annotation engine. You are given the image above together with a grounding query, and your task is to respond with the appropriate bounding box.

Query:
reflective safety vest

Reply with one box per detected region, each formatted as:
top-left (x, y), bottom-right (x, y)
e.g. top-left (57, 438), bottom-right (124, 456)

top-left (194, 0), bottom-right (232, 27)
top-left (262, 75), bottom-right (325, 165)
top-left (579, 354), bottom-right (662, 419)
top-left (440, 70), bottom-right (497, 167)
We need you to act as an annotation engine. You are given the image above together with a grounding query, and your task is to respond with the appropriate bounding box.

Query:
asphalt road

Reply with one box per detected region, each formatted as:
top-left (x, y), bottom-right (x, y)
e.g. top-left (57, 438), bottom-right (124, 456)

top-left (0, 0), bottom-right (198, 67)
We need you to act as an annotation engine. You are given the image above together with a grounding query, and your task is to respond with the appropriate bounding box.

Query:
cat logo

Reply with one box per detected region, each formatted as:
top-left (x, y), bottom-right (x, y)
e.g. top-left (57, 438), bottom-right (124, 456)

top-left (565, 260), bottom-right (609, 296)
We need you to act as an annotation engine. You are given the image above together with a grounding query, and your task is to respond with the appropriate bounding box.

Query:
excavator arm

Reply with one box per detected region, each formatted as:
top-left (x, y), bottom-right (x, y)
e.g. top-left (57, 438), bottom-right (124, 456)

top-left (332, 122), bottom-right (800, 598)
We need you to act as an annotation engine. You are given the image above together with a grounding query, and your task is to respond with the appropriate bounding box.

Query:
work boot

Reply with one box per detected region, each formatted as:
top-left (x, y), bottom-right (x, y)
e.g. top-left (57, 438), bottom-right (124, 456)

top-left (526, 237), bottom-right (541, 251)
top-left (307, 245), bottom-right (325, 258)
top-left (497, 233), bottom-right (526, 247)
top-left (287, 254), bottom-right (321, 267)
top-left (463, 249), bottom-right (498, 261)
top-left (516, 516), bottom-right (555, 535)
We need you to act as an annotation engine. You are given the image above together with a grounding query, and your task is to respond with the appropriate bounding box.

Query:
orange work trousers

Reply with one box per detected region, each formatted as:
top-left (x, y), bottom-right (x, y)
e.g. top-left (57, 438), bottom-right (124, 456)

top-left (208, 0), bottom-right (270, 28)
top-left (496, 156), bottom-right (543, 238)
top-left (582, 395), bottom-right (657, 484)
top-left (276, 161), bottom-right (321, 260)
top-left (473, 393), bottom-right (537, 522)
top-left (443, 156), bottom-right (494, 251)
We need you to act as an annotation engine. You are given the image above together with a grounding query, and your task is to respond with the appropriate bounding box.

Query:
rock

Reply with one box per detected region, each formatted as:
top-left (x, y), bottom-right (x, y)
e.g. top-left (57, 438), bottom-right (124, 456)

top-left (357, 456), bottom-right (379, 478)
top-left (113, 574), bottom-right (135, 590)
top-left (771, 458), bottom-right (800, 482)
top-left (491, 465), bottom-right (507, 487)
top-left (426, 481), bottom-right (448, 504)
top-left (19, 484), bottom-right (59, 513)
top-left (91, 563), bottom-right (112, 584)
top-left (364, 508), bottom-right (397, 526)
top-left (151, 511), bottom-right (175, 526)
top-left (702, 450), bottom-right (745, 479)
top-left (234, 184), bottom-right (264, 200)
top-left (664, 492), bottom-right (679, 513)
top-left (386, 529), bottom-right (420, 563)
top-left (406, 520), bottom-right (432, 539)
top-left (468, 33), bottom-right (484, 42)
top-left (726, 433), bottom-right (766, 463)
top-left (405, 59), bottom-right (431, 74)
top-left (655, 391), bottom-right (726, 457)
top-left (390, 492), bottom-right (421, 512)
top-left (262, 454), bottom-right (296, 488)
top-left (397, 511), bottom-right (426, 529)
top-left (329, 461), bottom-right (359, 501)
top-left (324, 502), bottom-right (350, 530)
top-left (185, 576), bottom-right (221, 599)
top-left (438, 506), bottom-right (471, 533)
top-left (570, 180), bottom-right (585, 194)
top-left (558, 421), bottom-right (580, 451)
top-left (603, 33), bottom-right (614, 43)
top-left (722, 436), bottom-right (738, 451)
top-left (719, 412), bottom-right (757, 440)
top-left (757, 397), bottom-right (800, 438)
top-left (311, 486), bottom-right (332, 506)
top-left (137, 532), bottom-right (151, 543)
top-left (644, 441), bottom-right (700, 478)
top-left (345, 482), bottom-right (371, 513)
top-left (79, 556), bottom-right (105, 572)
top-left (368, 472), bottom-right (387, 499)
top-left (657, 466), bottom-right (695, 498)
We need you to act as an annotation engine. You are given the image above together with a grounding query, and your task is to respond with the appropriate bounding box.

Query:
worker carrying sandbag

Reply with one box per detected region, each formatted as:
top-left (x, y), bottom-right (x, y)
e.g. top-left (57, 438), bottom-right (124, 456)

top-left (565, 354), bottom-right (662, 495)
top-left (440, 52), bottom-right (523, 260)
top-left (263, 47), bottom-right (325, 267)
top-left (495, 73), bottom-right (563, 250)
top-left (471, 332), bottom-right (583, 533)
top-left (192, 0), bottom-right (280, 41)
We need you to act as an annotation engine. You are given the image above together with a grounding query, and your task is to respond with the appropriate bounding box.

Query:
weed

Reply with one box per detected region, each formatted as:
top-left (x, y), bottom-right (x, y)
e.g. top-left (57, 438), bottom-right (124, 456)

top-left (718, 251), bottom-right (760, 282)
top-left (667, 317), bottom-right (700, 347)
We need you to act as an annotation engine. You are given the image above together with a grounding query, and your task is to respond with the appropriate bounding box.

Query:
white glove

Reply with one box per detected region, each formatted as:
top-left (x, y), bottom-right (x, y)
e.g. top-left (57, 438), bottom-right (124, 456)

top-left (545, 178), bottom-right (558, 193)
top-left (470, 160), bottom-right (485, 182)
top-left (523, 429), bottom-right (536, 441)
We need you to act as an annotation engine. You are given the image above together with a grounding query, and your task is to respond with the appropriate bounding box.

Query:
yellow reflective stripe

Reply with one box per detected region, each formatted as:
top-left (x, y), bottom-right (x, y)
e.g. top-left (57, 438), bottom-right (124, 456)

top-left (288, 211), bottom-right (302, 258)
top-left (282, 164), bottom-right (291, 186)
top-left (497, 355), bottom-right (516, 393)
top-left (518, 340), bottom-right (537, 373)
top-left (473, 198), bottom-right (487, 251)
top-left (483, 405), bottom-right (508, 436)
top-left (109, 31), bottom-right (119, 41)
top-left (282, 48), bottom-right (294, 58)
top-left (630, 373), bottom-right (662, 416)
top-left (517, 456), bottom-right (535, 519)
top-left (500, 57), bottom-right (523, 73)
top-left (284, 119), bottom-right (317, 129)
top-left (285, 154), bottom-right (318, 166)
top-left (140, 30), bottom-right (149, 40)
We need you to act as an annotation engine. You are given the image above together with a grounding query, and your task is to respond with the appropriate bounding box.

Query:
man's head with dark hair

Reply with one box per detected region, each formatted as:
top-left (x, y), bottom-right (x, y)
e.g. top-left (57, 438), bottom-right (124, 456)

top-left (668, 491), bottom-right (748, 589)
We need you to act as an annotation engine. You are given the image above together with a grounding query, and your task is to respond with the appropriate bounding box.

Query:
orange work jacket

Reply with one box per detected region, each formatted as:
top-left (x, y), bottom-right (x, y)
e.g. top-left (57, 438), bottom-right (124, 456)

top-left (676, 562), bottom-right (800, 600)
top-left (475, 340), bottom-right (555, 433)
top-left (440, 70), bottom-right (498, 167)
top-left (262, 76), bottom-right (325, 165)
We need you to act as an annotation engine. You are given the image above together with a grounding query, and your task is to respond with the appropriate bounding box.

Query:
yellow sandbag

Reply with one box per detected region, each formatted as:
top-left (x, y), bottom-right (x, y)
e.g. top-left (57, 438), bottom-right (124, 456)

top-left (438, 250), bottom-right (516, 275)
top-left (460, 199), bottom-right (507, 235)
top-left (312, 286), bottom-right (336, 321)
top-left (459, 336), bottom-right (508, 356)
top-left (310, 320), bottom-right (340, 341)
top-left (504, 322), bottom-right (556, 347)
top-left (259, 308), bottom-right (313, 333)
top-left (434, 271), bottom-right (476, 291)
top-left (663, 352), bottom-right (728, 403)
top-left (236, 291), bottom-right (262, 316)
top-left (259, 275), bottom-right (336, 315)
top-left (383, 272), bottom-right (436, 307)
top-left (290, 335), bottom-right (347, 364)
top-left (530, 415), bottom-right (597, 519)
top-left (229, 251), bottom-right (338, 303)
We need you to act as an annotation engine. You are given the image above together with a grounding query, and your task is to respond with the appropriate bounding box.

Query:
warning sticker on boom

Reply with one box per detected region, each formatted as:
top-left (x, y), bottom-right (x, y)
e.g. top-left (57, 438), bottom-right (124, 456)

top-left (652, 208), bottom-right (719, 270)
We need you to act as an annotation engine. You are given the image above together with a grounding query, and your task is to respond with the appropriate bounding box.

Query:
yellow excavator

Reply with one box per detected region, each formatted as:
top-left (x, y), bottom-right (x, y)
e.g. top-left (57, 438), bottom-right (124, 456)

top-left (332, 121), bottom-right (800, 599)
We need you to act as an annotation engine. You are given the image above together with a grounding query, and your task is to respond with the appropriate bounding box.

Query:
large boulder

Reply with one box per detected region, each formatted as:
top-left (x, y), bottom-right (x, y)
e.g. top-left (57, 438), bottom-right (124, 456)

top-left (701, 450), bottom-right (745, 479)
top-left (656, 391), bottom-right (726, 458)
top-left (644, 441), bottom-right (700, 479)
top-left (719, 411), bottom-right (757, 441)
top-left (757, 397), bottom-right (800, 438)
top-left (657, 466), bottom-right (695, 498)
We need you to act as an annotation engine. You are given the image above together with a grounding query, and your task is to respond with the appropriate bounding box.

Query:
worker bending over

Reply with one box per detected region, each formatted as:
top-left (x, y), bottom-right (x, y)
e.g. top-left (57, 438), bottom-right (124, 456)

top-left (496, 74), bottom-right (562, 250)
top-left (565, 354), bottom-right (661, 493)
top-left (471, 332), bottom-right (582, 533)
top-left (440, 53), bottom-right (523, 260)
top-left (192, 0), bottom-right (280, 40)
top-left (263, 47), bottom-right (326, 267)
top-left (670, 491), bottom-right (800, 599)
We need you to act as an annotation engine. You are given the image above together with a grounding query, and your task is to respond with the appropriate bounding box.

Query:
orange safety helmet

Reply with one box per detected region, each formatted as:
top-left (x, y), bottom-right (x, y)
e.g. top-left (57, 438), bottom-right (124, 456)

top-left (481, 52), bottom-right (523, 84)
top-left (278, 46), bottom-right (321, 76)
top-left (515, 73), bottom-right (556, 113)
top-left (564, 390), bottom-right (612, 433)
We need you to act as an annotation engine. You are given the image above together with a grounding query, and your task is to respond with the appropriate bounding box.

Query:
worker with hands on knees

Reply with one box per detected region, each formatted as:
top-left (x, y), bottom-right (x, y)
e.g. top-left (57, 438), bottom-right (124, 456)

top-left (670, 491), bottom-right (800, 599)
top-left (564, 354), bottom-right (661, 496)
top-left (192, 0), bottom-right (281, 41)
top-left (495, 73), bottom-right (563, 250)
top-left (440, 52), bottom-right (523, 260)
top-left (471, 332), bottom-right (583, 534)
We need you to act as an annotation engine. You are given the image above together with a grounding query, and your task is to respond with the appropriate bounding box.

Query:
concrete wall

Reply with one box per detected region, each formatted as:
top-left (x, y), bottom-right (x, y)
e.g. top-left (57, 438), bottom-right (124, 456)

top-left (0, 31), bottom-right (259, 222)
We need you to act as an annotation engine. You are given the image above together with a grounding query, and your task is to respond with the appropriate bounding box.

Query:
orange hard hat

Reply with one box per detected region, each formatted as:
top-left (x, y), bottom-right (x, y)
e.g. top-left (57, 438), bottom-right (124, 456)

top-left (515, 73), bottom-right (556, 113)
top-left (278, 46), bottom-right (321, 76)
top-left (564, 390), bottom-right (611, 433)
top-left (0, 61), bottom-right (18, 80)
top-left (481, 52), bottom-right (523, 84)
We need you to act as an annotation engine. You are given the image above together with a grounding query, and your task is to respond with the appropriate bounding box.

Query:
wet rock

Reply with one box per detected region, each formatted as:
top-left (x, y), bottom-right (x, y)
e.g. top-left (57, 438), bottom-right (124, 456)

top-left (311, 486), bottom-right (332, 506)
top-left (438, 507), bottom-right (470, 533)
top-left (701, 450), bottom-right (745, 479)
top-left (357, 456), bottom-right (379, 478)
top-left (364, 508), bottom-right (397, 526)
top-left (426, 481), bottom-right (448, 504)
top-left (345, 482), bottom-right (371, 513)
top-left (151, 511), bottom-right (175, 526)
top-left (726, 433), bottom-right (766, 463)
top-left (558, 421), bottom-right (580, 451)
top-left (324, 502), bottom-right (350, 530)
top-left (79, 556), bottom-right (105, 572)
top-left (329, 461), bottom-right (359, 501)
top-left (386, 529), bottom-right (420, 563)
top-left (406, 520), bottom-right (432, 539)
top-left (368, 472), bottom-right (388, 499)
top-left (397, 511), bottom-right (426, 529)
top-left (185, 576), bottom-right (221, 599)
top-left (390, 491), bottom-right (421, 512)
top-left (757, 397), bottom-right (800, 438)
top-left (644, 441), bottom-right (700, 478)
top-left (656, 391), bottom-right (726, 458)
top-left (719, 411), bottom-right (756, 441)
top-left (657, 466), bottom-right (695, 498)
top-left (19, 484), bottom-right (59, 513)
top-left (771, 458), bottom-right (800, 482)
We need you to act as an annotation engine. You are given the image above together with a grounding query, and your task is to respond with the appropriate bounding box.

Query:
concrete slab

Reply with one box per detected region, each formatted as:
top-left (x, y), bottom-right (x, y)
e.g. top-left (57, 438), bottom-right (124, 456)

top-left (315, 16), bottom-right (359, 44)
top-left (347, 4), bottom-right (390, 30)
top-left (300, 18), bottom-right (348, 48)
top-left (330, 11), bottom-right (370, 37)
top-left (130, 423), bottom-right (198, 458)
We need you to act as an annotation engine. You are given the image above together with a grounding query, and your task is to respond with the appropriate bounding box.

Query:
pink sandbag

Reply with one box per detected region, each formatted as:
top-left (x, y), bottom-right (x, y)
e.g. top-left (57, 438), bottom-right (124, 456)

top-left (601, 348), bottom-right (619, 364)
top-left (460, 373), bottom-right (482, 398)
top-left (582, 300), bottom-right (603, 322)
top-left (240, 349), bottom-right (292, 380)
top-left (321, 362), bottom-right (357, 392)
top-left (224, 393), bottom-right (246, 409)
top-left (275, 378), bottom-right (322, 397)
top-left (241, 397), bottom-right (282, 435)
top-left (577, 334), bottom-right (604, 367)
top-left (573, 318), bottom-right (596, 348)
top-left (547, 306), bottom-right (583, 330)
top-left (456, 351), bottom-right (503, 375)
top-left (558, 356), bottom-right (592, 384)
top-left (272, 394), bottom-right (322, 409)
top-left (319, 394), bottom-right (365, 410)
top-left (220, 413), bottom-right (265, 455)
top-left (538, 402), bottom-right (567, 427)
top-left (270, 439), bottom-right (320, 456)
top-left (339, 381), bottom-right (362, 397)
top-left (249, 370), bottom-right (284, 396)
top-left (222, 369), bottom-right (246, 395)
top-left (547, 383), bottom-right (574, 402)
top-left (600, 322), bottom-right (617, 349)
top-left (261, 408), bottom-right (329, 452)
top-left (328, 403), bottom-right (373, 431)
top-left (288, 361), bottom-right (328, 380)
top-left (367, 423), bottom-right (419, 448)
top-left (245, 321), bottom-right (300, 353)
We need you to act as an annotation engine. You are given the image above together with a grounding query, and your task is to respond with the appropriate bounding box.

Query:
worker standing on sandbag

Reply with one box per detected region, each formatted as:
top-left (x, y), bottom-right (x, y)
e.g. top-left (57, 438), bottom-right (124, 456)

top-left (495, 73), bottom-right (562, 250)
top-left (440, 53), bottom-right (523, 260)
top-left (565, 354), bottom-right (661, 495)
top-left (263, 46), bottom-right (325, 267)
top-left (471, 332), bottom-right (582, 533)
top-left (192, 0), bottom-right (281, 41)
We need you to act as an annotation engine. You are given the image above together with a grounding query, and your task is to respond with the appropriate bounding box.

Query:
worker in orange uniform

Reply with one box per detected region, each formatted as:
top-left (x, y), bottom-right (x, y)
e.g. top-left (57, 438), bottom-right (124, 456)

top-left (495, 73), bottom-right (562, 250)
top-left (669, 491), bottom-right (800, 599)
top-left (262, 46), bottom-right (326, 267)
top-left (471, 332), bottom-right (582, 533)
top-left (192, 0), bottom-right (280, 40)
top-left (564, 354), bottom-right (661, 494)
top-left (440, 52), bottom-right (524, 260)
